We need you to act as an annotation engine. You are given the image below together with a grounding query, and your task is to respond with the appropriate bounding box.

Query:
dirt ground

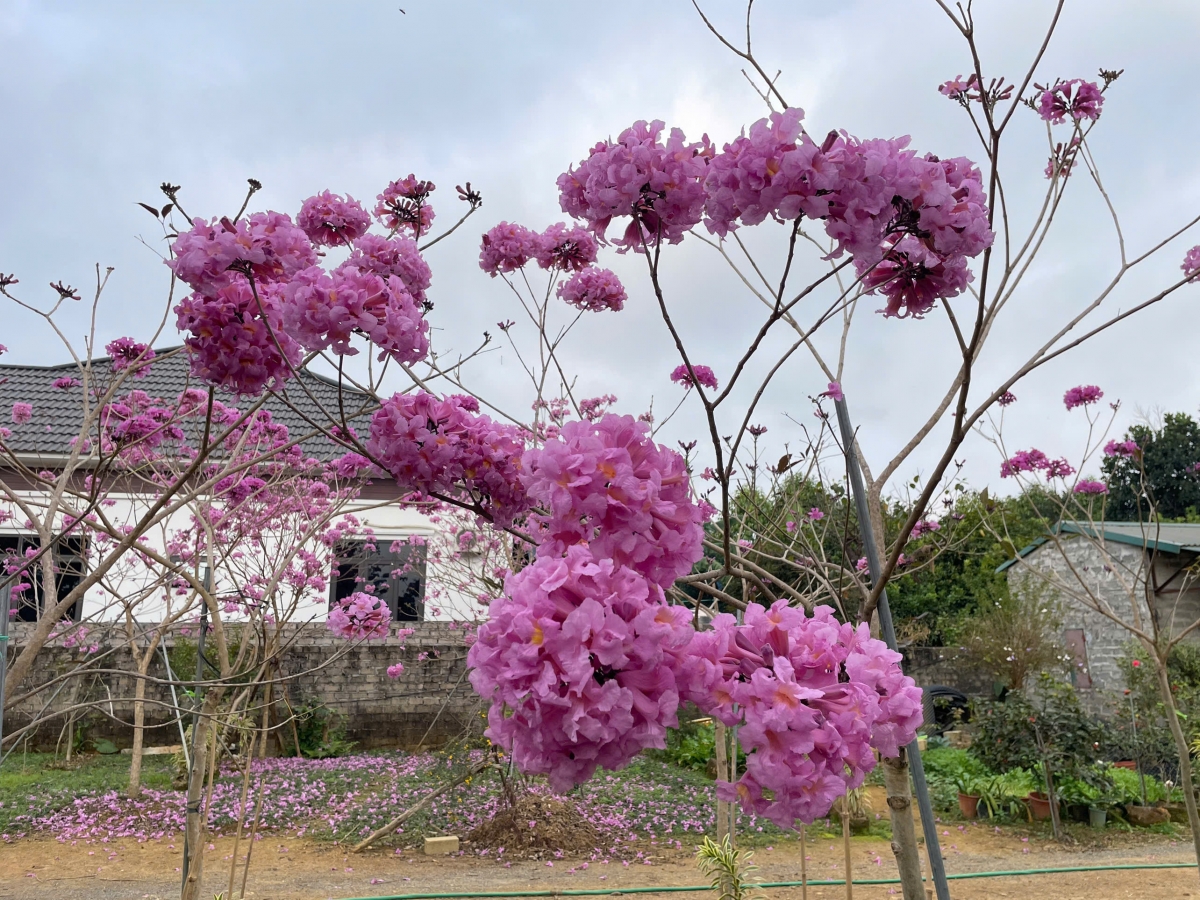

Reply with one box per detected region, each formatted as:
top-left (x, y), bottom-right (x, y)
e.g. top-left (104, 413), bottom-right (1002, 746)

top-left (1, 820), bottom-right (1197, 900)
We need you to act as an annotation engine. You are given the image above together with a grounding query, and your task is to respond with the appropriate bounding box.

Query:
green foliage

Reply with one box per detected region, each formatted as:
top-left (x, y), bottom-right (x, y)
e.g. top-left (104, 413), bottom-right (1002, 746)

top-left (888, 488), bottom-right (1064, 644)
top-left (291, 703), bottom-right (356, 759)
top-left (1103, 412), bottom-right (1200, 522)
top-left (1107, 765), bottom-right (1172, 805)
top-left (660, 716), bottom-right (717, 773)
top-left (971, 676), bottom-right (1104, 784)
top-left (921, 747), bottom-right (992, 811)
top-left (695, 834), bottom-right (764, 900)
top-left (962, 579), bottom-right (1068, 690)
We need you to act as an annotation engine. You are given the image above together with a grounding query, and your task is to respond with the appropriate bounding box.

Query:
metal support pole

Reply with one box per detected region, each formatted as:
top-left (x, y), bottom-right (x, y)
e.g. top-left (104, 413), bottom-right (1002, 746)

top-left (835, 396), bottom-right (951, 900)
top-left (0, 585), bottom-right (10, 761)
top-left (181, 566), bottom-right (212, 896)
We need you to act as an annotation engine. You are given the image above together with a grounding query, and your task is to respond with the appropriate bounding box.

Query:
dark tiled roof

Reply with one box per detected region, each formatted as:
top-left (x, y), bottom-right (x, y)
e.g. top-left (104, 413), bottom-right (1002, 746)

top-left (0, 347), bottom-right (373, 460)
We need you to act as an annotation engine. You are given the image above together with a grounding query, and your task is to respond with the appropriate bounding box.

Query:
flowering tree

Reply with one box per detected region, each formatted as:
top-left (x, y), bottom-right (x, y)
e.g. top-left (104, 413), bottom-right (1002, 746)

top-left (989, 382), bottom-right (1200, 863)
top-left (6, 2), bottom-right (1198, 897)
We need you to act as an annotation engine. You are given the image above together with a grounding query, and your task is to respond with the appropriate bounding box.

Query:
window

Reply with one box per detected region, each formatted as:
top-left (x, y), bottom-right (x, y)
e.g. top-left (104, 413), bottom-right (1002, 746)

top-left (0, 534), bottom-right (86, 622)
top-left (1064, 628), bottom-right (1092, 688)
top-left (329, 539), bottom-right (426, 622)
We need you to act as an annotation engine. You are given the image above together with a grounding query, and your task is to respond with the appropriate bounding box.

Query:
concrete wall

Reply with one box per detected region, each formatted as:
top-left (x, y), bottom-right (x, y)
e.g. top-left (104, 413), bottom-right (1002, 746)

top-left (3, 621), bottom-right (484, 752)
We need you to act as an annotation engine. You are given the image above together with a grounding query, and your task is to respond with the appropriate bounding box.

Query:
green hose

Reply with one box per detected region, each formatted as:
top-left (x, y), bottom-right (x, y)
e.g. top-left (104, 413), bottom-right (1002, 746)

top-left (335, 861), bottom-right (1196, 900)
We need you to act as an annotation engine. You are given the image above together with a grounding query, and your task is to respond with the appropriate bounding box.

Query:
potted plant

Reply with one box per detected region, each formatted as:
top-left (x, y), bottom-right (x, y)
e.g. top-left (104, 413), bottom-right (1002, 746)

top-left (955, 774), bottom-right (981, 819)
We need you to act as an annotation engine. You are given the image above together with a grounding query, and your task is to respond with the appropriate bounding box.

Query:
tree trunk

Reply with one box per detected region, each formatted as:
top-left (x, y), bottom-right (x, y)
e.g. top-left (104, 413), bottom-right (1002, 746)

top-left (181, 690), bottom-right (221, 900)
top-left (127, 655), bottom-right (152, 798)
top-left (882, 752), bottom-right (926, 900)
top-left (1154, 653), bottom-right (1200, 883)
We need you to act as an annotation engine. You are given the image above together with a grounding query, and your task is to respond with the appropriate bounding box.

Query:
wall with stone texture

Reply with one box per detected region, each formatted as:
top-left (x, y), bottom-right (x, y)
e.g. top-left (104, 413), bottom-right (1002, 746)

top-left (1006, 535), bottom-right (1153, 705)
top-left (4, 622), bottom-right (483, 751)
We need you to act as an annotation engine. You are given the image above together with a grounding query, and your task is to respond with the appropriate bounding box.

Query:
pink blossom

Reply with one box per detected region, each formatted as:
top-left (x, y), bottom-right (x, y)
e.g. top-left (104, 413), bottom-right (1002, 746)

top-left (367, 391), bottom-right (529, 528)
top-left (1182, 246), bottom-right (1200, 281)
top-left (807, 508), bottom-right (824, 522)
top-left (669, 364), bottom-right (719, 390)
top-left (1037, 80), bottom-right (1104, 125)
top-left (521, 415), bottom-right (706, 588)
top-left (375, 175), bottom-right (435, 236)
top-left (558, 119), bottom-right (713, 252)
top-left (997, 391), bottom-right (1017, 407)
top-left (855, 557), bottom-right (869, 573)
top-left (167, 212), bottom-right (316, 297)
top-left (345, 234), bottom-right (432, 305)
top-left (10, 403), bottom-right (32, 424)
top-left (387, 663), bottom-right (405, 679)
top-left (535, 223), bottom-right (599, 272)
top-left (1044, 458), bottom-right (1076, 479)
top-left (105, 337), bottom-right (155, 378)
top-left (557, 268), bottom-right (627, 313)
top-left (688, 601), bottom-right (922, 826)
top-left (910, 520), bottom-right (939, 538)
top-left (938, 75), bottom-right (979, 99)
top-left (1104, 439), bottom-right (1139, 458)
top-left (174, 280), bottom-right (302, 395)
top-left (579, 395), bottom-right (617, 422)
top-left (281, 265), bottom-right (429, 364)
top-left (328, 592), bottom-right (391, 641)
top-left (1063, 384), bottom-right (1103, 410)
top-left (1074, 479), bottom-right (1109, 495)
top-left (52, 376), bottom-right (78, 390)
top-left (479, 222), bottom-right (541, 276)
top-left (1000, 448), bottom-right (1051, 478)
top-left (785, 521), bottom-right (797, 533)
top-left (297, 191), bottom-right (371, 247)
top-left (823, 382), bottom-right (844, 402)
top-left (468, 545), bottom-right (696, 792)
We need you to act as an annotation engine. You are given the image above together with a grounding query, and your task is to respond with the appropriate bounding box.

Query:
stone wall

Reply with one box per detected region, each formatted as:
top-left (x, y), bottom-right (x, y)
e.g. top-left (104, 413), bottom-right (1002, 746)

top-left (901, 645), bottom-right (994, 698)
top-left (3, 622), bottom-right (484, 752)
top-left (1005, 535), bottom-right (1151, 704)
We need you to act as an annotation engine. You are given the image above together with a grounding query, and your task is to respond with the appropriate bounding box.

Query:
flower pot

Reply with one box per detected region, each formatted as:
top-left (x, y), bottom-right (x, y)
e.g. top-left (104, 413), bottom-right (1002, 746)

top-left (1113, 760), bottom-right (1138, 770)
top-left (1126, 804), bottom-right (1171, 826)
top-left (958, 792), bottom-right (981, 819)
top-left (1088, 807), bottom-right (1107, 829)
top-left (1026, 792), bottom-right (1054, 821)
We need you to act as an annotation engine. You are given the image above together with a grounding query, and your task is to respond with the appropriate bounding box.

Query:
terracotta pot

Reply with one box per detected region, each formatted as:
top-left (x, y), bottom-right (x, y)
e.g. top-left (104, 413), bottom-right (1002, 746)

top-left (1113, 760), bottom-right (1138, 770)
top-left (1026, 792), bottom-right (1054, 821)
top-left (958, 792), bottom-right (981, 819)
top-left (1126, 804), bottom-right (1171, 826)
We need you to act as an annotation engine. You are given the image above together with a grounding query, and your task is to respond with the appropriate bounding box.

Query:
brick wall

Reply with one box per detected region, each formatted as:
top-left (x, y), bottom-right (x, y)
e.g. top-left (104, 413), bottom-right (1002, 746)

top-left (3, 622), bottom-right (484, 751)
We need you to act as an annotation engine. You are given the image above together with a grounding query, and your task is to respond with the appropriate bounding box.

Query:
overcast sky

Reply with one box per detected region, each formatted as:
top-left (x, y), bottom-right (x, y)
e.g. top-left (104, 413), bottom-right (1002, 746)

top-left (2, 0), bottom-right (1198, 497)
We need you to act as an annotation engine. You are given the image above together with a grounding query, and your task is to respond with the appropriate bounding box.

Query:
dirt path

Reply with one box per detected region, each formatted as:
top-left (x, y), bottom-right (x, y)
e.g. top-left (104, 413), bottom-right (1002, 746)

top-left (1, 824), bottom-right (1197, 900)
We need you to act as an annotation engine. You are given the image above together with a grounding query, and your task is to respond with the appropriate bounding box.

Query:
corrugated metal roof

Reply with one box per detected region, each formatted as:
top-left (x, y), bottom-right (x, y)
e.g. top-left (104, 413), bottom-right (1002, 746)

top-left (996, 520), bottom-right (1200, 572)
top-left (0, 347), bottom-right (372, 460)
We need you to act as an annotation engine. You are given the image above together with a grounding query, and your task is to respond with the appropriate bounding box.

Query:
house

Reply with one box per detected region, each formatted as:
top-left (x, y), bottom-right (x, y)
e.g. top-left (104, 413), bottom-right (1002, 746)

top-left (0, 348), bottom-right (483, 626)
top-left (999, 521), bottom-right (1200, 697)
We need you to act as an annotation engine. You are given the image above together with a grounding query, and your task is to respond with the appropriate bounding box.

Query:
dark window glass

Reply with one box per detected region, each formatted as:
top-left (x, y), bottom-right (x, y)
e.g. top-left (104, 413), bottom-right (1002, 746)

top-left (0, 534), bottom-right (86, 622)
top-left (329, 539), bottom-right (426, 622)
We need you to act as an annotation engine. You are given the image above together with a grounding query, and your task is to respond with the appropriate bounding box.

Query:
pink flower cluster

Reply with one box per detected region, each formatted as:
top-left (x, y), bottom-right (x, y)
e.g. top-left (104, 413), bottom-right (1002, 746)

top-left (938, 75), bottom-right (979, 100)
top-left (281, 265), bottom-right (428, 364)
top-left (375, 175), bottom-right (435, 236)
top-left (468, 545), bottom-right (695, 793)
top-left (1063, 384), bottom-right (1103, 410)
top-left (521, 415), bottom-right (706, 589)
top-left (10, 403), bottom-right (32, 424)
top-left (670, 364), bottom-right (719, 390)
top-left (557, 268), bottom-right (626, 312)
top-left (557, 120), bottom-right (713, 252)
top-left (1037, 79), bottom-right (1104, 125)
top-left (999, 447), bottom-right (1074, 482)
top-left (167, 212), bottom-right (316, 298)
top-left (1074, 479), bottom-right (1109, 495)
top-left (686, 601), bottom-right (922, 827)
top-left (559, 109), bottom-right (992, 318)
top-left (367, 391), bottom-right (529, 527)
top-left (327, 591), bottom-right (391, 641)
top-left (910, 519), bottom-right (940, 538)
top-left (105, 338), bottom-right (155, 378)
top-left (174, 280), bottom-right (302, 395)
top-left (171, 182), bottom-right (436, 393)
top-left (1182, 246), bottom-right (1200, 281)
top-left (297, 191), bottom-right (372, 247)
top-left (1104, 439), bottom-right (1139, 457)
